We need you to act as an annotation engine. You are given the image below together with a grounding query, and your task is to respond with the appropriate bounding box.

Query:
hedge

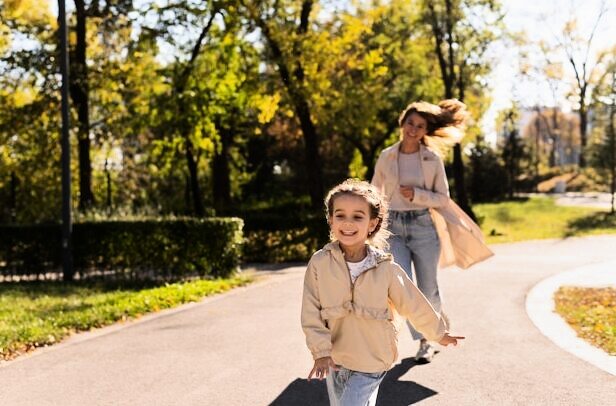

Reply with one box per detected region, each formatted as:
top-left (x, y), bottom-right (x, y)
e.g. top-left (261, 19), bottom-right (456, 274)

top-left (0, 218), bottom-right (243, 281)
top-left (239, 211), bottom-right (330, 263)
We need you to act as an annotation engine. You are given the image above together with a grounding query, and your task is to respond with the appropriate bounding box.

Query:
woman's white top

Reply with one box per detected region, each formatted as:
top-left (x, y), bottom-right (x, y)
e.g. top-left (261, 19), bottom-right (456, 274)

top-left (389, 151), bottom-right (425, 211)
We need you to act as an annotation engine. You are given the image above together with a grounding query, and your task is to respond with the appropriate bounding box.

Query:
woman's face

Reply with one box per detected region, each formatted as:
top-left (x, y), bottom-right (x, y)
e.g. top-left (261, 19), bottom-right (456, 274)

top-left (401, 112), bottom-right (428, 145)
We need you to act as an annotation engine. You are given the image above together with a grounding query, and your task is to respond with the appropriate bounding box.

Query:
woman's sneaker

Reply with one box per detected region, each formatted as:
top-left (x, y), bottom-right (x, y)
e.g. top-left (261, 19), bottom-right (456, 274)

top-left (415, 341), bottom-right (438, 364)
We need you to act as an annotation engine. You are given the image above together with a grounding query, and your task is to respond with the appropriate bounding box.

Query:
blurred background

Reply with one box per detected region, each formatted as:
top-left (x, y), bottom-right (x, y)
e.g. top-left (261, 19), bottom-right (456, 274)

top-left (0, 0), bottom-right (615, 264)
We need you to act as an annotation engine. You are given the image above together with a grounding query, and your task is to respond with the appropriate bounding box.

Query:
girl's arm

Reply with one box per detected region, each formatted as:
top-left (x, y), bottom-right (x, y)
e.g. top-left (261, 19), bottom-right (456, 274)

top-left (301, 260), bottom-right (332, 360)
top-left (388, 264), bottom-right (447, 341)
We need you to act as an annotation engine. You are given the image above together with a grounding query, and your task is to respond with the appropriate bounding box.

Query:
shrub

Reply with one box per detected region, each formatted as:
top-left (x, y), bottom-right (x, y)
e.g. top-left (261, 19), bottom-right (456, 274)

top-left (0, 218), bottom-right (243, 281)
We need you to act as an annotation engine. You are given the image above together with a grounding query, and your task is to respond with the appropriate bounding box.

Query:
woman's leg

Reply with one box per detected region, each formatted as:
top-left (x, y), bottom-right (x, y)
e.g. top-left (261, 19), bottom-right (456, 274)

top-left (386, 211), bottom-right (413, 278)
top-left (408, 212), bottom-right (442, 361)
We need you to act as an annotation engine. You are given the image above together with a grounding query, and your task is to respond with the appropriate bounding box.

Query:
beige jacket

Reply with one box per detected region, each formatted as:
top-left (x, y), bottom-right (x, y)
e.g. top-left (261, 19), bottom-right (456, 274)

top-left (372, 141), bottom-right (493, 269)
top-left (301, 242), bottom-right (446, 373)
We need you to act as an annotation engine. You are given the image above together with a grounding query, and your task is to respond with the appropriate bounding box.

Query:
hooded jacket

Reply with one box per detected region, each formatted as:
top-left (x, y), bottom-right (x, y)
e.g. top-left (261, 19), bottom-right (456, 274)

top-left (372, 141), bottom-right (493, 269)
top-left (301, 241), bottom-right (446, 373)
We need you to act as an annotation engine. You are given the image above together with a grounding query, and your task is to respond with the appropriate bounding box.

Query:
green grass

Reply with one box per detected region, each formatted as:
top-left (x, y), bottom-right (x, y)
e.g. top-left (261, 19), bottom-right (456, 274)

top-left (0, 275), bottom-right (252, 360)
top-left (475, 197), bottom-right (616, 244)
top-left (554, 287), bottom-right (616, 355)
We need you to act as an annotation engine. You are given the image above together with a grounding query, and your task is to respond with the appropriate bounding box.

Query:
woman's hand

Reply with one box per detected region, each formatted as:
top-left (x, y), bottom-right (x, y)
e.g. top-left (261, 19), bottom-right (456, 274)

top-left (438, 333), bottom-right (465, 347)
top-left (308, 356), bottom-right (339, 381)
top-left (400, 185), bottom-right (415, 201)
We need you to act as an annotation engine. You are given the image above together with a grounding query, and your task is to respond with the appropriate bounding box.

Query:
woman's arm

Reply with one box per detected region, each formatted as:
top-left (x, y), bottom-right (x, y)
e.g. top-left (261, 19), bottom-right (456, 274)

top-left (411, 157), bottom-right (449, 208)
top-left (371, 153), bottom-right (386, 193)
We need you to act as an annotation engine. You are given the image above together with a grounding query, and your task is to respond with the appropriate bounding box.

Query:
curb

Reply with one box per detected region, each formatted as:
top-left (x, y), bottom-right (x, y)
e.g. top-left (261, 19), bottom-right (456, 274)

top-left (526, 260), bottom-right (616, 376)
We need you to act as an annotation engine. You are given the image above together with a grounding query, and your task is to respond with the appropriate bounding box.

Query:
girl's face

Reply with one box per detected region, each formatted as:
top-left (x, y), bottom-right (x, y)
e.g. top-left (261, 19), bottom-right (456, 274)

top-left (402, 112), bottom-right (428, 145)
top-left (329, 194), bottom-right (378, 252)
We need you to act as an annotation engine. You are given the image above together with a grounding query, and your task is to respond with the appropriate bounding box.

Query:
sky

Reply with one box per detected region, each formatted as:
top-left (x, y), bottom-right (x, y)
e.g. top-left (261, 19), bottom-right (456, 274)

top-left (46, 0), bottom-right (616, 144)
top-left (482, 0), bottom-right (616, 143)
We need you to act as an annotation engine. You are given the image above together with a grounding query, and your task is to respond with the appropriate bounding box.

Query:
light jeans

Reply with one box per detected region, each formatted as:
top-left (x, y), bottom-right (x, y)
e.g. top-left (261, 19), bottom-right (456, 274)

top-left (326, 366), bottom-right (386, 406)
top-left (387, 209), bottom-right (441, 340)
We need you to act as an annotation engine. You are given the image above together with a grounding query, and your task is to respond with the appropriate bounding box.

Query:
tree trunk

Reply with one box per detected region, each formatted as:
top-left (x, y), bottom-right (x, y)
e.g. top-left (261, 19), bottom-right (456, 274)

top-left (609, 81), bottom-right (615, 214)
top-left (70, 0), bottom-right (95, 210)
top-left (294, 98), bottom-right (324, 208)
top-left (213, 128), bottom-right (232, 213)
top-left (427, 0), bottom-right (475, 221)
top-left (184, 174), bottom-right (191, 215)
top-left (175, 12), bottom-right (218, 217)
top-left (185, 139), bottom-right (205, 217)
top-left (362, 148), bottom-right (376, 182)
top-left (10, 171), bottom-right (17, 222)
top-left (247, 5), bottom-right (324, 209)
top-left (579, 104), bottom-right (587, 168)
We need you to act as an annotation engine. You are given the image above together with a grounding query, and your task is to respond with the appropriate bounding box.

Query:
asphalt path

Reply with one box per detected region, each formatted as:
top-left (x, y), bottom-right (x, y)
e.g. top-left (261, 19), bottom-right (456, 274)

top-left (1, 235), bottom-right (616, 405)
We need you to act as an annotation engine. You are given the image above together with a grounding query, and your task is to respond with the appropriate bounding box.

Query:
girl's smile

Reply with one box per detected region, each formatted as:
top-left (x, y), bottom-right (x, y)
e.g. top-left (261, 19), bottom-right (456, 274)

top-left (330, 194), bottom-right (378, 259)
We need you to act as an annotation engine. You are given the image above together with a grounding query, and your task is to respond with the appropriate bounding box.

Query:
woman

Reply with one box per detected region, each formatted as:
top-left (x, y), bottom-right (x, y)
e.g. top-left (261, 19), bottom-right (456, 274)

top-left (371, 99), bottom-right (492, 363)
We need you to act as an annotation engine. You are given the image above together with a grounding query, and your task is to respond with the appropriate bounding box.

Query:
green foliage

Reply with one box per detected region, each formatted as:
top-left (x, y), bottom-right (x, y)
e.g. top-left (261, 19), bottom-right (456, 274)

top-left (0, 218), bottom-right (244, 280)
top-left (475, 197), bottom-right (616, 245)
top-left (241, 211), bottom-right (329, 263)
top-left (467, 135), bottom-right (508, 202)
top-left (0, 275), bottom-right (252, 360)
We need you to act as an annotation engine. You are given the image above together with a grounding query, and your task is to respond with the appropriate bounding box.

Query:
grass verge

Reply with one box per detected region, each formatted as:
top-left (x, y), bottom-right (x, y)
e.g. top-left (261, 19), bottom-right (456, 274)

top-left (554, 286), bottom-right (616, 356)
top-left (0, 274), bottom-right (252, 361)
top-left (475, 197), bottom-right (616, 244)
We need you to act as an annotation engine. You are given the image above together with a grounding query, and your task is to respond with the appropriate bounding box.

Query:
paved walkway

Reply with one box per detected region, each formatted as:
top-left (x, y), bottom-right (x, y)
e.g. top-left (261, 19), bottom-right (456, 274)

top-left (552, 191), bottom-right (614, 210)
top-left (1, 236), bottom-right (616, 405)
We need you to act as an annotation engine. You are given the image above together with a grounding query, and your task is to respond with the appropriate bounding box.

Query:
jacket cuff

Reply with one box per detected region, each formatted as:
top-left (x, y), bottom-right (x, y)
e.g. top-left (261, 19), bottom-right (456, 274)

top-left (425, 317), bottom-right (448, 342)
top-left (312, 349), bottom-right (332, 360)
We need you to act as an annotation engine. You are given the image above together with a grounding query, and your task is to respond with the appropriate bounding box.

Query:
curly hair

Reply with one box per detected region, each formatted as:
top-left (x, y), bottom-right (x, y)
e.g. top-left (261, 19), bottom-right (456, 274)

top-left (398, 99), bottom-right (469, 155)
top-left (324, 179), bottom-right (390, 249)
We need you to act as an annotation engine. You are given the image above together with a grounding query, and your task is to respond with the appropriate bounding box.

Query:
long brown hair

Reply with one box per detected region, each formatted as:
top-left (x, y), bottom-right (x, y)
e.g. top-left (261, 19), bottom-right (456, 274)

top-left (398, 99), bottom-right (469, 155)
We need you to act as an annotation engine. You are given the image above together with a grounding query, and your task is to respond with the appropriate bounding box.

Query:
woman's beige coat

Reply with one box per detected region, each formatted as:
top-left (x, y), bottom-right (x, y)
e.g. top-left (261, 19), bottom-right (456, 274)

top-left (301, 242), bottom-right (446, 373)
top-left (372, 141), bottom-right (493, 269)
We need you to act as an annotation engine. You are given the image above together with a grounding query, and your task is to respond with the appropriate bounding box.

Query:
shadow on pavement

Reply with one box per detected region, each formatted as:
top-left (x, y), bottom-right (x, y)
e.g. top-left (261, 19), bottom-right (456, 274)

top-left (376, 357), bottom-right (437, 405)
top-left (269, 357), bottom-right (436, 405)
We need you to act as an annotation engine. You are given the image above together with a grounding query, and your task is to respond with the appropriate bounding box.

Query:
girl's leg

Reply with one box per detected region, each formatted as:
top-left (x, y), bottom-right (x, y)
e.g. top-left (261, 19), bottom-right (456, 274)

top-left (338, 370), bottom-right (386, 406)
top-left (326, 366), bottom-right (348, 406)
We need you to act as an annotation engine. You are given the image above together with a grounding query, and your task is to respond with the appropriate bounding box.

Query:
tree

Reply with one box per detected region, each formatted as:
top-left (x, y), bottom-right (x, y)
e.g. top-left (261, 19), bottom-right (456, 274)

top-left (557, 2), bottom-right (609, 168)
top-left (239, 0), bottom-right (325, 209)
top-left (497, 107), bottom-right (526, 199)
top-left (0, 0), bottom-right (65, 222)
top-left (420, 0), bottom-right (503, 220)
top-left (317, 1), bottom-right (442, 181)
top-left (69, 0), bottom-right (134, 210)
top-left (589, 48), bottom-right (616, 213)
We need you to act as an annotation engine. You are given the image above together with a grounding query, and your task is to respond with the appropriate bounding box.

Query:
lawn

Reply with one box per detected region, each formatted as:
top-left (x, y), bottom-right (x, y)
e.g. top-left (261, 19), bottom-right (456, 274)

top-left (554, 287), bottom-right (616, 356)
top-left (0, 275), bottom-right (252, 361)
top-left (475, 197), bottom-right (616, 245)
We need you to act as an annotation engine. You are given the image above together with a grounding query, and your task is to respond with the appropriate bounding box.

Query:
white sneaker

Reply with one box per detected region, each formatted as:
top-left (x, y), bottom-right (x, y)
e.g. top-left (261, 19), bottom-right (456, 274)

top-left (415, 341), bottom-right (438, 363)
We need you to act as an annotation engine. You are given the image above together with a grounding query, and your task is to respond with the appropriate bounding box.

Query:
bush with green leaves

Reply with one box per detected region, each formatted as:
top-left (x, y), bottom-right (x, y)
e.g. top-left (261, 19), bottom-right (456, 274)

top-left (0, 218), bottom-right (243, 281)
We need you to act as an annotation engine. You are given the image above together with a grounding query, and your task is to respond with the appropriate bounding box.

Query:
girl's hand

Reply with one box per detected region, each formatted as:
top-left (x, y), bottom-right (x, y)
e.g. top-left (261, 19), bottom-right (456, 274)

top-left (308, 356), bottom-right (339, 381)
top-left (400, 185), bottom-right (415, 201)
top-left (438, 333), bottom-right (465, 347)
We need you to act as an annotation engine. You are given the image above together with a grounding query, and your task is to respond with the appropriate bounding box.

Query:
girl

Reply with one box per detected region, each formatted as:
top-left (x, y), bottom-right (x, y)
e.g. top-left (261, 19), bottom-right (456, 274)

top-left (301, 179), bottom-right (463, 406)
top-left (372, 99), bottom-right (492, 363)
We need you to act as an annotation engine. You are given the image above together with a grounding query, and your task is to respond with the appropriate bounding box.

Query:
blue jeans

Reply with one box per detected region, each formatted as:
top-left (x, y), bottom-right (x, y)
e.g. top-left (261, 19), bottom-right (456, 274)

top-left (387, 209), bottom-right (441, 340)
top-left (326, 366), bottom-right (386, 406)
